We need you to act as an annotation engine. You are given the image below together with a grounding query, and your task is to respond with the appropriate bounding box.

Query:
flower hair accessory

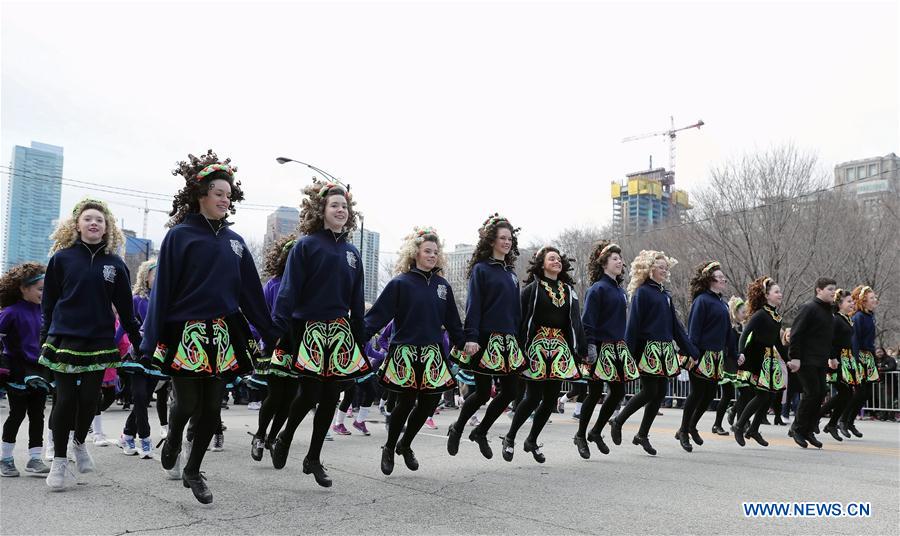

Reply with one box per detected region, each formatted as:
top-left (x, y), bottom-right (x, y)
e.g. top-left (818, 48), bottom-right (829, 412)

top-left (411, 226), bottom-right (439, 244)
top-left (71, 197), bottom-right (109, 217)
top-left (702, 261), bottom-right (721, 275)
top-left (282, 239), bottom-right (297, 252)
top-left (318, 180), bottom-right (351, 200)
top-left (196, 163), bottom-right (234, 181)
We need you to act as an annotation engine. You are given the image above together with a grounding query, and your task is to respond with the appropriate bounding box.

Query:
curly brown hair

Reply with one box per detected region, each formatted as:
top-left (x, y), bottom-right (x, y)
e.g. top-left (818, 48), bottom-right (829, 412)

top-left (587, 240), bottom-right (623, 285)
top-left (523, 246), bottom-right (575, 285)
top-left (264, 234), bottom-right (297, 278)
top-left (466, 214), bottom-right (519, 278)
top-left (0, 263), bottom-right (46, 308)
top-left (689, 261), bottom-right (722, 299)
top-left (296, 178), bottom-right (359, 236)
top-left (167, 150), bottom-right (245, 228)
top-left (833, 288), bottom-right (852, 314)
top-left (746, 276), bottom-right (776, 316)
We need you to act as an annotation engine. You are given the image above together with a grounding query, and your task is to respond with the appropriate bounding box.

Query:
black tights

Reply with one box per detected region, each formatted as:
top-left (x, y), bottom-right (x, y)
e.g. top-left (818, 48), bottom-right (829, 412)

top-left (155, 381), bottom-right (170, 426)
top-left (2, 390), bottom-right (47, 448)
top-left (96, 386), bottom-right (116, 414)
top-left (454, 374), bottom-right (519, 435)
top-left (735, 388), bottom-right (774, 434)
top-left (505, 380), bottom-right (560, 442)
top-left (844, 383), bottom-right (869, 425)
top-left (385, 391), bottom-right (441, 449)
top-left (338, 383), bottom-right (358, 412)
top-left (278, 377), bottom-right (342, 462)
top-left (613, 375), bottom-right (667, 437)
top-left (50, 371), bottom-right (104, 458)
top-left (168, 377), bottom-right (225, 476)
top-left (714, 383), bottom-right (735, 428)
top-left (577, 381), bottom-right (625, 438)
top-left (821, 383), bottom-right (852, 427)
top-left (681, 375), bottom-right (717, 432)
top-left (123, 374), bottom-right (157, 438)
top-left (255, 376), bottom-right (299, 440)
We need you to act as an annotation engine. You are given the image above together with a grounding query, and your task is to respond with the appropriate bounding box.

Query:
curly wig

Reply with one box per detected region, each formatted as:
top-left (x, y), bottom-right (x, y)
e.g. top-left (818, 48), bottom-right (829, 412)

top-left (851, 285), bottom-right (876, 313)
top-left (523, 246), bottom-right (575, 285)
top-left (0, 262), bottom-right (46, 308)
top-left (627, 250), bottom-right (677, 298)
top-left (587, 240), bottom-right (623, 285)
top-left (167, 150), bottom-right (245, 228)
top-left (49, 198), bottom-right (125, 256)
top-left (297, 178), bottom-right (359, 236)
top-left (689, 261), bottom-right (722, 299)
top-left (833, 288), bottom-right (853, 314)
top-left (394, 226), bottom-right (448, 275)
top-left (132, 258), bottom-right (158, 298)
top-left (727, 295), bottom-right (747, 325)
top-left (466, 213), bottom-right (520, 278)
top-left (746, 276), bottom-right (777, 316)
top-left (264, 234), bottom-right (298, 278)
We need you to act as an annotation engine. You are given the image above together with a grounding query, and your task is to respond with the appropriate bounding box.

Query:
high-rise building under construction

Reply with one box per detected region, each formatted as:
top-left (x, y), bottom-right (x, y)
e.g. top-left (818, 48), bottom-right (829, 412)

top-left (611, 167), bottom-right (691, 236)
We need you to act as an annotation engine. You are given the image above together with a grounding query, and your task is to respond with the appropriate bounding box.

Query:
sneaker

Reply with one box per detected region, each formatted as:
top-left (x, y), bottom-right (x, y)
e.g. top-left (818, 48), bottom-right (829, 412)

top-left (352, 421), bottom-right (371, 436)
top-left (72, 441), bottom-right (95, 473)
top-left (159, 424), bottom-right (169, 440)
top-left (468, 415), bottom-right (481, 427)
top-left (211, 433), bottom-right (224, 452)
top-left (25, 457), bottom-right (51, 474)
top-left (92, 433), bottom-right (113, 447)
top-left (1, 458), bottom-right (19, 477)
top-left (44, 435), bottom-right (55, 462)
top-left (557, 398), bottom-right (565, 414)
top-left (46, 458), bottom-right (76, 490)
top-left (332, 423), bottom-right (352, 436)
top-left (139, 438), bottom-right (154, 459)
top-left (247, 401), bottom-right (262, 411)
top-left (121, 435), bottom-right (138, 456)
top-left (425, 417), bottom-right (437, 430)
top-left (379, 405), bottom-right (388, 417)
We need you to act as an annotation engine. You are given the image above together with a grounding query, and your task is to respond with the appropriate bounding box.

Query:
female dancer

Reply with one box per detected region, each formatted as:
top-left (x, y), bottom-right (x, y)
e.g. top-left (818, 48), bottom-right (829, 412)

top-left (249, 235), bottom-right (298, 461)
top-left (269, 179), bottom-right (371, 487)
top-left (732, 277), bottom-right (787, 448)
top-left (575, 241), bottom-right (638, 458)
top-left (712, 297), bottom-right (747, 435)
top-left (40, 198), bottom-right (143, 489)
top-left (608, 250), bottom-right (697, 456)
top-left (676, 261), bottom-right (731, 451)
top-left (365, 227), bottom-right (465, 475)
top-left (820, 289), bottom-right (860, 441)
top-left (447, 214), bottom-right (524, 460)
top-left (0, 263), bottom-right (50, 477)
top-left (844, 285), bottom-right (879, 438)
top-left (142, 151), bottom-right (275, 503)
top-left (501, 246), bottom-right (585, 463)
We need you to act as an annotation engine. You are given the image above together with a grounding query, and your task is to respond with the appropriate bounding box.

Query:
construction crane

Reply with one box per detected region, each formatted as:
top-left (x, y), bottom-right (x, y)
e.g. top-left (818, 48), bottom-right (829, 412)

top-left (622, 116), bottom-right (704, 185)
top-left (109, 199), bottom-right (169, 238)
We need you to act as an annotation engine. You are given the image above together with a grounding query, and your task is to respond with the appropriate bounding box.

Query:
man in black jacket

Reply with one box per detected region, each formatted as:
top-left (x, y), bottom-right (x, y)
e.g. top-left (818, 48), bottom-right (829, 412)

top-left (787, 277), bottom-right (838, 449)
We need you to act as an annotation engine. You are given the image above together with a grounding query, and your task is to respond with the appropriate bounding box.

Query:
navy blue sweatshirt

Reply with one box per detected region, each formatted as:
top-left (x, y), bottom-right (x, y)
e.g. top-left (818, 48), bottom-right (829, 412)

top-left (464, 259), bottom-right (521, 342)
top-left (140, 214), bottom-right (273, 356)
top-left (41, 241), bottom-right (142, 350)
top-left (852, 310), bottom-right (876, 355)
top-left (581, 274), bottom-right (627, 344)
top-left (625, 280), bottom-right (698, 359)
top-left (364, 268), bottom-right (465, 350)
top-left (272, 229), bottom-right (365, 345)
top-left (688, 290), bottom-right (731, 352)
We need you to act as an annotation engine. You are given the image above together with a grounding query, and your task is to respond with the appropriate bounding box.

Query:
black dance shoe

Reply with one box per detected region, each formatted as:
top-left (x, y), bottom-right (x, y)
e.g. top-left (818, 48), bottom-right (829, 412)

top-left (271, 436), bottom-right (290, 470)
top-left (587, 429), bottom-right (610, 455)
top-left (773, 416), bottom-right (787, 426)
top-left (302, 457), bottom-right (332, 487)
top-left (501, 436), bottom-right (515, 462)
top-left (395, 444), bottom-right (419, 471)
top-left (837, 421), bottom-right (851, 438)
top-left (159, 437), bottom-right (181, 471)
top-left (745, 431), bottom-right (769, 447)
top-left (249, 432), bottom-right (265, 462)
top-left (711, 424), bottom-right (729, 436)
top-left (805, 433), bottom-right (823, 449)
top-left (609, 420), bottom-right (623, 446)
top-left (468, 429), bottom-right (493, 460)
top-left (688, 428), bottom-right (704, 446)
top-left (731, 423), bottom-right (746, 447)
top-left (675, 429), bottom-right (693, 452)
top-left (380, 445), bottom-right (394, 475)
top-left (726, 407), bottom-right (735, 426)
top-left (446, 423), bottom-right (462, 456)
top-left (523, 438), bottom-right (546, 463)
top-left (632, 435), bottom-right (657, 456)
top-left (182, 472), bottom-right (212, 504)
top-left (823, 424), bottom-right (843, 442)
top-left (790, 427), bottom-right (808, 448)
top-left (573, 435), bottom-right (590, 459)
top-left (847, 424), bottom-right (863, 438)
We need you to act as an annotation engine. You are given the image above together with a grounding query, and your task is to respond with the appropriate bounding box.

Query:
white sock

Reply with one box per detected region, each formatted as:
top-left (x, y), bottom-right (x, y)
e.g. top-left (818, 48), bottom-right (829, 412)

top-left (355, 407), bottom-right (370, 423)
top-left (28, 447), bottom-right (42, 460)
top-left (92, 415), bottom-right (104, 436)
top-left (1, 441), bottom-right (15, 459)
top-left (334, 410), bottom-right (347, 426)
top-left (575, 402), bottom-right (583, 413)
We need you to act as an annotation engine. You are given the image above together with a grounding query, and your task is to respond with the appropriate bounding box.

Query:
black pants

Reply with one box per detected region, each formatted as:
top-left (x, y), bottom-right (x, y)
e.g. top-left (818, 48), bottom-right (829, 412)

top-left (155, 381), bottom-right (170, 426)
top-left (714, 383), bottom-right (735, 428)
top-left (279, 377), bottom-right (342, 462)
top-left (795, 366), bottom-right (827, 436)
top-left (338, 383), bottom-right (358, 412)
top-left (844, 383), bottom-right (869, 425)
top-left (169, 377), bottom-right (225, 476)
top-left (505, 380), bottom-right (560, 442)
top-left (736, 388), bottom-right (774, 434)
top-left (123, 374), bottom-right (157, 439)
top-left (255, 376), bottom-right (298, 440)
top-left (353, 379), bottom-right (377, 408)
top-left (2, 390), bottom-right (47, 448)
top-left (385, 391), bottom-right (441, 449)
top-left (50, 371), bottom-right (104, 458)
top-left (613, 375), bottom-right (667, 437)
top-left (821, 383), bottom-right (852, 427)
top-left (681, 375), bottom-right (717, 432)
top-left (96, 386), bottom-right (116, 415)
top-left (454, 374), bottom-right (519, 434)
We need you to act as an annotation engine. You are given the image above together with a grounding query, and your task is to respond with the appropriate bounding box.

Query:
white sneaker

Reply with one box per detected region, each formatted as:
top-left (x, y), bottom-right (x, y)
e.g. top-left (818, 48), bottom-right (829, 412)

top-left (210, 433), bottom-right (224, 452)
top-left (468, 415), bottom-right (481, 427)
top-left (164, 451), bottom-right (182, 480)
top-left (92, 433), bottom-right (112, 447)
top-left (159, 425), bottom-right (168, 440)
top-left (46, 458), bottom-right (77, 490)
top-left (71, 441), bottom-right (95, 473)
top-left (120, 435), bottom-right (138, 456)
top-left (138, 437), bottom-right (154, 460)
top-left (44, 439), bottom-right (55, 462)
top-left (247, 401), bottom-right (262, 410)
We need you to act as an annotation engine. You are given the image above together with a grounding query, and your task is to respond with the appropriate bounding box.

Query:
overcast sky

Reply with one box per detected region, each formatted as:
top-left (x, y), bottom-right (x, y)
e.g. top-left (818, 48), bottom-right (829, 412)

top-left (2, 0), bottom-right (897, 262)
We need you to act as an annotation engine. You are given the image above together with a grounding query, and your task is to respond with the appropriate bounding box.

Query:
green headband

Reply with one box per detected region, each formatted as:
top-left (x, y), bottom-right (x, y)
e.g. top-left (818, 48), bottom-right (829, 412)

top-left (702, 261), bottom-right (720, 275)
top-left (24, 274), bottom-right (45, 285)
top-left (282, 239), bottom-right (296, 252)
top-left (196, 163), bottom-right (234, 181)
top-left (72, 198), bottom-right (109, 217)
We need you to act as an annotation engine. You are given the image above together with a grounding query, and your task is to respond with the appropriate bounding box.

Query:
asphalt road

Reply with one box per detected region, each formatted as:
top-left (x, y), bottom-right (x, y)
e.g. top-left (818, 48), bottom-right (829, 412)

top-left (1, 398), bottom-right (898, 535)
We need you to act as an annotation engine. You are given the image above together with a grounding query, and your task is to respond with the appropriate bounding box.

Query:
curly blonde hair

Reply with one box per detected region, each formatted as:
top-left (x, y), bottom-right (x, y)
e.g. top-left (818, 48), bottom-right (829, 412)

top-left (728, 295), bottom-right (747, 325)
top-left (49, 198), bottom-right (125, 256)
top-left (394, 226), bottom-right (447, 274)
top-left (132, 258), bottom-right (158, 298)
top-left (627, 250), bottom-right (677, 297)
top-left (297, 178), bottom-right (359, 236)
